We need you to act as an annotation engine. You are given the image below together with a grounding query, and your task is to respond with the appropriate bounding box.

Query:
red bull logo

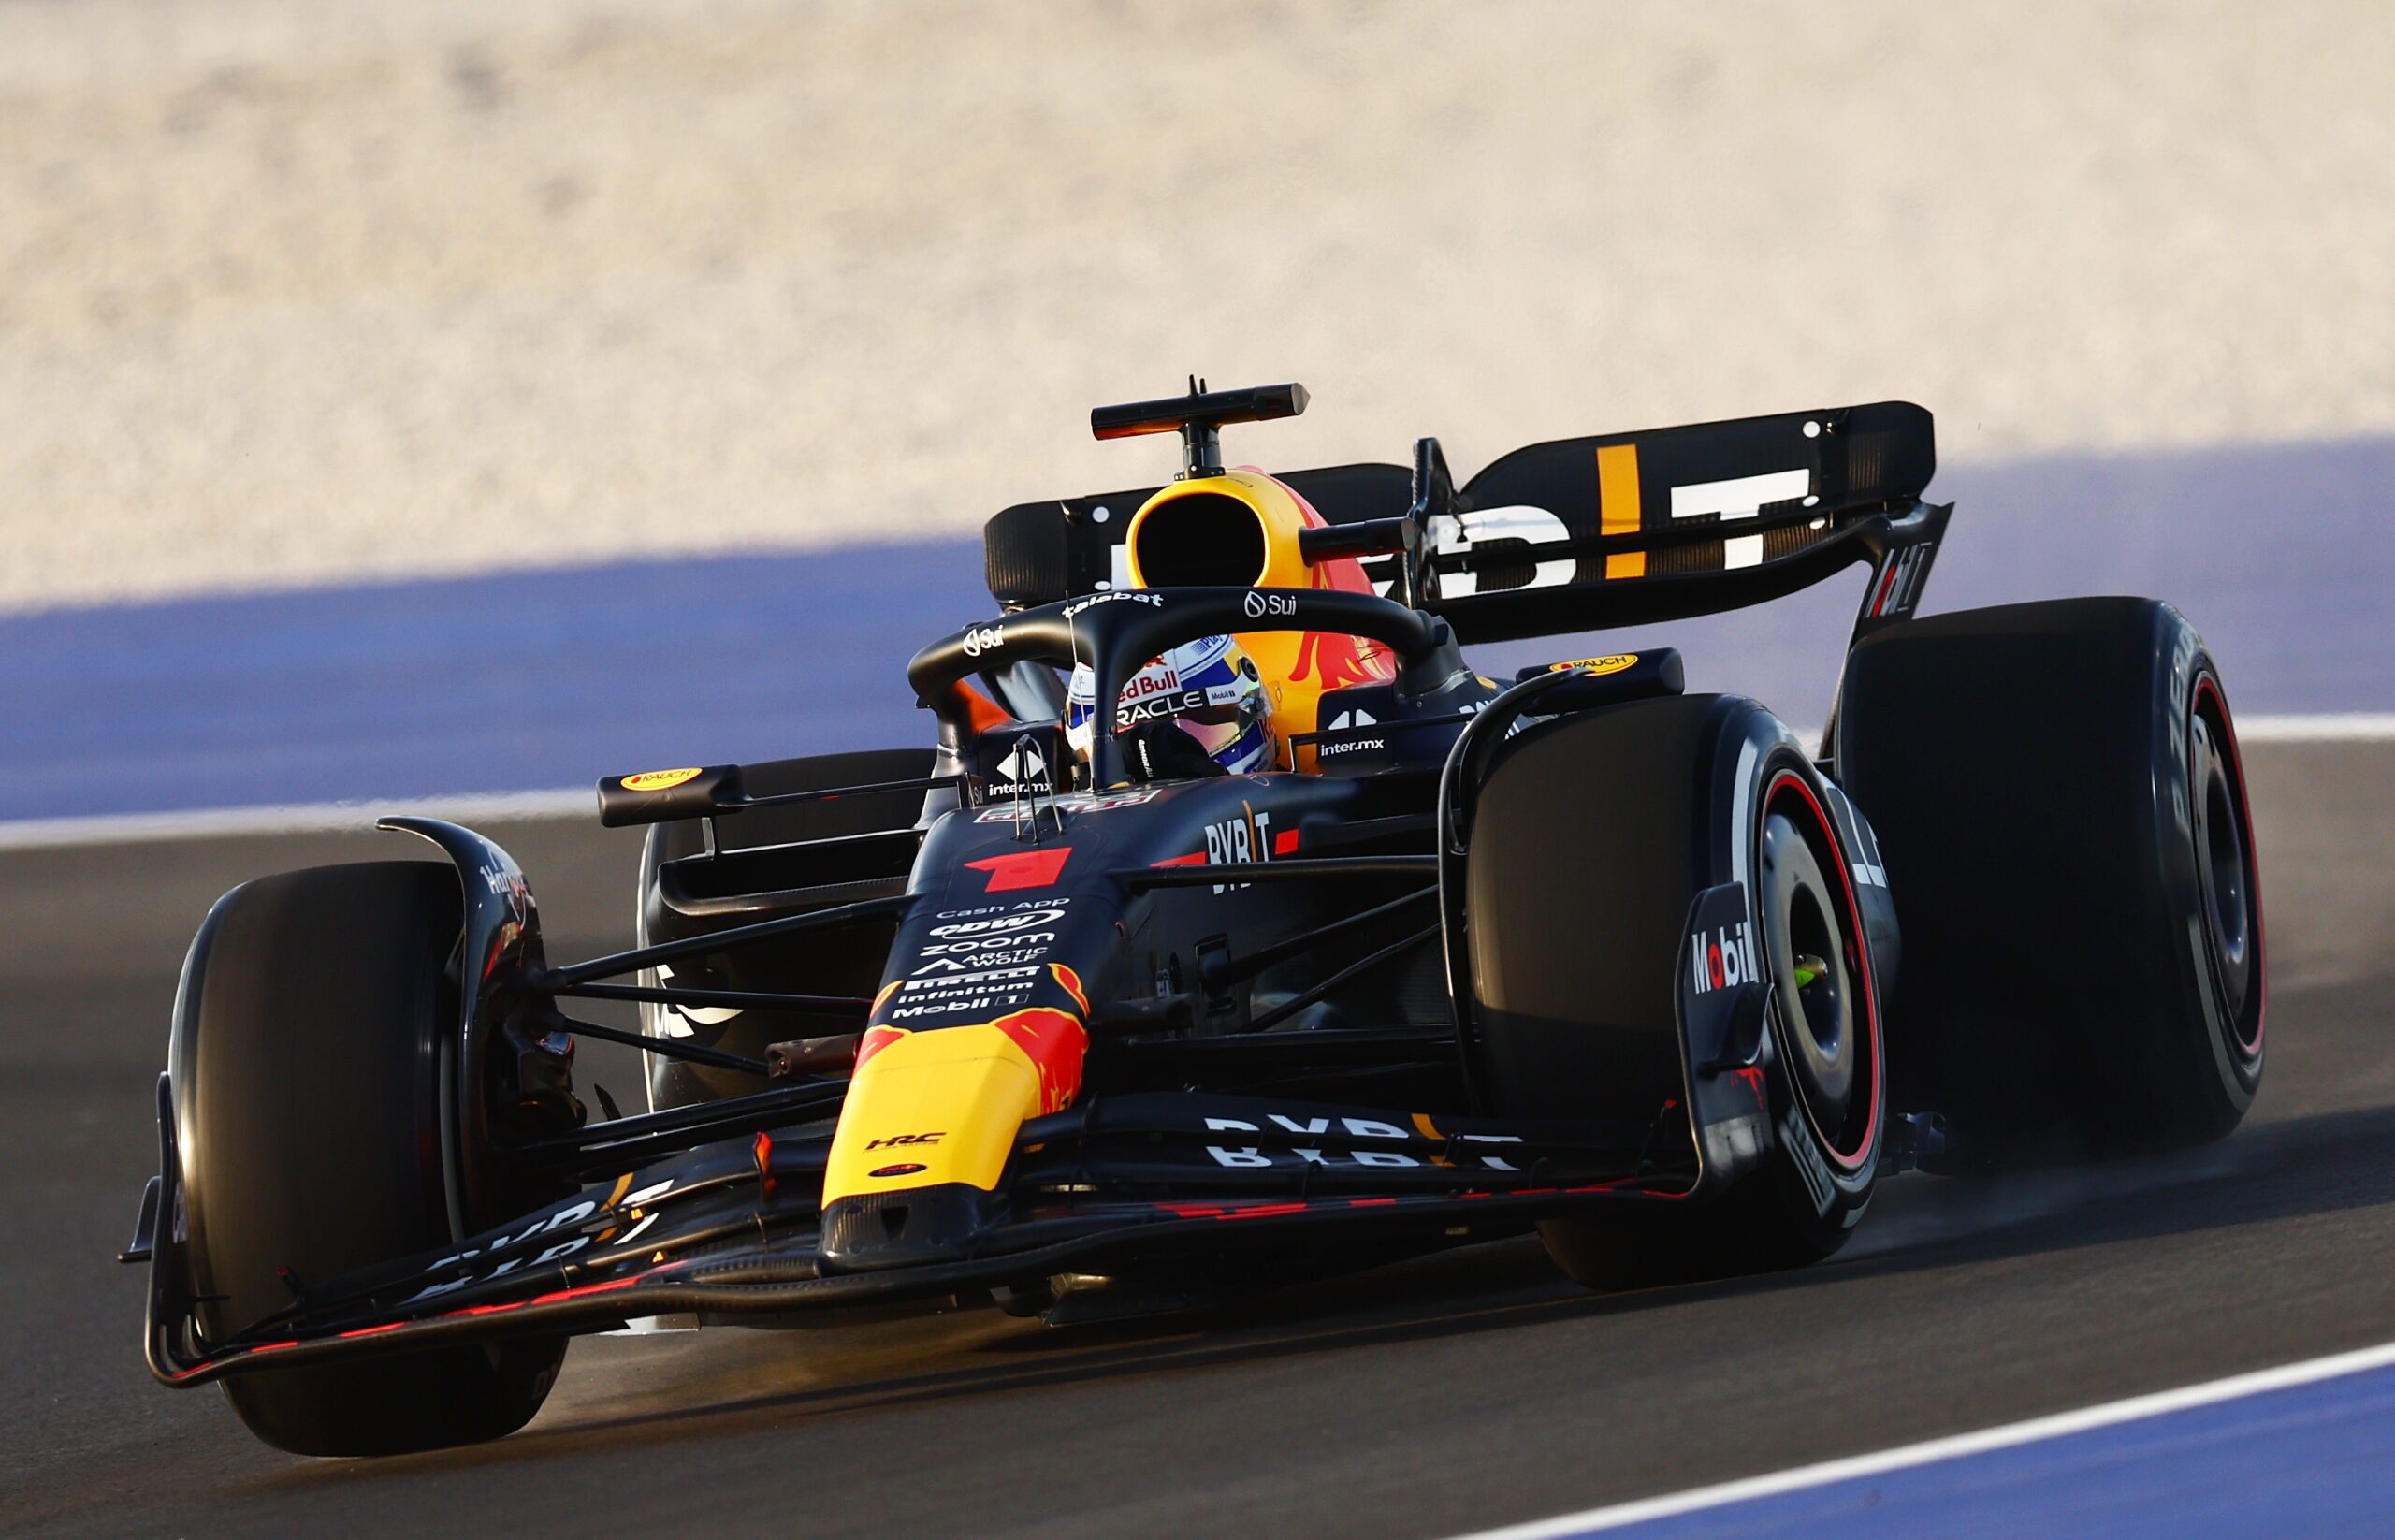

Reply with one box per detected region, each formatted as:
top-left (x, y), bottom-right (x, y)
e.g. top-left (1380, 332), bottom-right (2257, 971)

top-left (991, 1007), bottom-right (1088, 1114)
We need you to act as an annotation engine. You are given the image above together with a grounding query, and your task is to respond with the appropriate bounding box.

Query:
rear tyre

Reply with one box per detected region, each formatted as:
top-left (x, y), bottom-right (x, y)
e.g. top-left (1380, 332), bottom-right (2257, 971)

top-left (1836, 597), bottom-right (2264, 1160)
top-left (1466, 695), bottom-right (1884, 1290)
top-left (173, 862), bottom-right (566, 1456)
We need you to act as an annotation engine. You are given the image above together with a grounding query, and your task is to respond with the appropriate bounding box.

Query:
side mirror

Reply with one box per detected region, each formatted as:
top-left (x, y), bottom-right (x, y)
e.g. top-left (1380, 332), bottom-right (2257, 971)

top-left (1299, 516), bottom-right (1427, 610)
top-left (1512, 648), bottom-right (1686, 714)
top-left (596, 764), bottom-right (746, 827)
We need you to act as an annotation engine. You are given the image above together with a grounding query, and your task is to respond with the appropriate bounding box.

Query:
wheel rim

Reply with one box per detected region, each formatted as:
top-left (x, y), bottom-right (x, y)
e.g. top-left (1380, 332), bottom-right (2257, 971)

top-left (1759, 772), bottom-right (1880, 1170)
top-left (1764, 812), bottom-right (1854, 1111)
top-left (2191, 676), bottom-right (2264, 1057)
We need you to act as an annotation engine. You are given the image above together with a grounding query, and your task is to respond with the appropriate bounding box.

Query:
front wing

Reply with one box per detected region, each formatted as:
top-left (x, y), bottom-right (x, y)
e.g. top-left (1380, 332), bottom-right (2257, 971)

top-left (143, 1058), bottom-right (1774, 1386)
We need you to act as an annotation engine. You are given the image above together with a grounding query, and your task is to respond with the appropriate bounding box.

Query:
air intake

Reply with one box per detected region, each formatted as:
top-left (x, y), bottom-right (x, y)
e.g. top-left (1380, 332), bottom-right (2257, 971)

top-left (1126, 491), bottom-right (1269, 588)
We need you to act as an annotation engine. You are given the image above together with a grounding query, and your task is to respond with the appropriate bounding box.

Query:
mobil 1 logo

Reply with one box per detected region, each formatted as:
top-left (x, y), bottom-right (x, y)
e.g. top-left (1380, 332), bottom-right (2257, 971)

top-left (1691, 914), bottom-right (1758, 994)
top-left (1678, 879), bottom-right (1768, 1071)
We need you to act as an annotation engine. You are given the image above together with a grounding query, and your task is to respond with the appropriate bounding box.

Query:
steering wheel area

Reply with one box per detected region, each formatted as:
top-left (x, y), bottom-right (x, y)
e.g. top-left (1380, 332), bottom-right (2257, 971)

top-left (907, 588), bottom-right (1446, 789)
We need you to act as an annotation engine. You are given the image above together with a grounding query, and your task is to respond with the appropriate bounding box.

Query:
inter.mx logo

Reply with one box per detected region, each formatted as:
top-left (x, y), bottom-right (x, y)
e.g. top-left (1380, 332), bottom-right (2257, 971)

top-left (1317, 707), bottom-right (1385, 759)
top-left (994, 743), bottom-right (1046, 785)
top-left (1691, 919), bottom-right (1758, 994)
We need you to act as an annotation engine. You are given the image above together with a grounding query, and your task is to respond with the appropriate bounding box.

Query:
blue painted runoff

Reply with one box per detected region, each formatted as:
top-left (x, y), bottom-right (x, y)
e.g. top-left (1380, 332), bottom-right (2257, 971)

top-left (3, 436), bottom-right (2388, 821)
top-left (1586, 1358), bottom-right (2395, 1540)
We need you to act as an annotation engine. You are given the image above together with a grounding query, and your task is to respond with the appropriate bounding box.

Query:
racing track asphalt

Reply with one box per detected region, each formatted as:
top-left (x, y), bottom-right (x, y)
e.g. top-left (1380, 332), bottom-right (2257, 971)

top-left (3, 738), bottom-right (2391, 1540)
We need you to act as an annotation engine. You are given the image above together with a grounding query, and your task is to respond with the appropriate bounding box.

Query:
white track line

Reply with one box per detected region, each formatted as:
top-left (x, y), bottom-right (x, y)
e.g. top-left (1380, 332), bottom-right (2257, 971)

top-left (2231, 711), bottom-right (2395, 741)
top-left (1444, 1337), bottom-right (2395, 1540)
top-left (0, 787), bottom-right (588, 851)
top-left (1, 713), bottom-right (2388, 853)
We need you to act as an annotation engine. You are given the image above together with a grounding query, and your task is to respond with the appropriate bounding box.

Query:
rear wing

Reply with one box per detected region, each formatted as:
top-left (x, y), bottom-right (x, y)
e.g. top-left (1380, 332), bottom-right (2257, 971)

top-left (984, 401), bottom-right (1946, 646)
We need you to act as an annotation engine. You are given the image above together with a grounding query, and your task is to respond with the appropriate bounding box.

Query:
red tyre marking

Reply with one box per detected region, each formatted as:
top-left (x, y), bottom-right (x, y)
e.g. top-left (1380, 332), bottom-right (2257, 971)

top-left (2195, 674), bottom-right (2266, 1056)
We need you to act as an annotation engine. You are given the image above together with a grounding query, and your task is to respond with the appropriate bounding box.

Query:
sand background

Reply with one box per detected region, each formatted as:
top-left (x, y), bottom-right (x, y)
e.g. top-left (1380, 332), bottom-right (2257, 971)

top-left (4, 0), bottom-right (2390, 614)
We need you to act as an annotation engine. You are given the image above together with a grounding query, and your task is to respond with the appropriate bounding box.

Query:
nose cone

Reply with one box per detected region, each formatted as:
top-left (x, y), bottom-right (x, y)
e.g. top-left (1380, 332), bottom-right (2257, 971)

top-left (817, 1005), bottom-right (1088, 1271)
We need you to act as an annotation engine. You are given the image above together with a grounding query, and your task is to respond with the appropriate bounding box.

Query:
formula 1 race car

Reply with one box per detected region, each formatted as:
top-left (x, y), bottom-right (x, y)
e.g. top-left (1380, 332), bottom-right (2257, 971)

top-left (124, 382), bottom-right (2265, 1455)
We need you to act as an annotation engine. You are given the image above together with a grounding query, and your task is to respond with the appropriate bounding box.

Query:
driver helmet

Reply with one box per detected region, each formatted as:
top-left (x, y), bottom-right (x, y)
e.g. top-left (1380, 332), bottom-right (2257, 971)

top-left (1066, 634), bottom-right (1276, 776)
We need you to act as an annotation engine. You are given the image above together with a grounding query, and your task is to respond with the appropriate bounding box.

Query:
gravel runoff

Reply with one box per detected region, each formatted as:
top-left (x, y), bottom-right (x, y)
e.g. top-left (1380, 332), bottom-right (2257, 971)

top-left (2, 0), bottom-right (2390, 614)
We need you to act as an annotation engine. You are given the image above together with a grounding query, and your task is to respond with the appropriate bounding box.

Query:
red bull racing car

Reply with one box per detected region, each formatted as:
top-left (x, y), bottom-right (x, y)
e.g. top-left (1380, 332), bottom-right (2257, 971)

top-left (125, 382), bottom-right (2266, 1454)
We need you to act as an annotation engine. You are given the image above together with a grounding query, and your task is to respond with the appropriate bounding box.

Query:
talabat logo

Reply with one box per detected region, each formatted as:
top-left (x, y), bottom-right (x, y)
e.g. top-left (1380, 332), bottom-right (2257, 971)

top-left (1062, 590), bottom-right (1164, 617)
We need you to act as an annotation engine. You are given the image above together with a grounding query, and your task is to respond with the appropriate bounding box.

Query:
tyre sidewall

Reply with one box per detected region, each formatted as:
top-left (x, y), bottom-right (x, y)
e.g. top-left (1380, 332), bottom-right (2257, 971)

top-left (2149, 630), bottom-right (2265, 1125)
top-left (1736, 740), bottom-right (1884, 1254)
top-left (171, 862), bottom-right (562, 1455)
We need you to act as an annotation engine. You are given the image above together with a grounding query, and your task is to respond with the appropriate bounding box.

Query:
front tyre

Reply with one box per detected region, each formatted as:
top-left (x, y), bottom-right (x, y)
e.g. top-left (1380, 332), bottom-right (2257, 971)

top-left (172, 862), bottom-right (566, 1456)
top-left (1465, 695), bottom-right (1885, 1289)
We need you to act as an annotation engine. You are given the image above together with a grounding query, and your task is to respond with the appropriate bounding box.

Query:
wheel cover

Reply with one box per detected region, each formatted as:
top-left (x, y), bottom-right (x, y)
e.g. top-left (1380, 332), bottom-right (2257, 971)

top-left (1763, 811), bottom-right (1854, 1111)
top-left (1759, 772), bottom-right (1881, 1171)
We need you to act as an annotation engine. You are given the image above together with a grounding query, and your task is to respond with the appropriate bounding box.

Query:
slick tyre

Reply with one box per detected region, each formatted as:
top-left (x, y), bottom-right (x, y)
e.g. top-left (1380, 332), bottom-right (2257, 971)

top-left (1836, 597), bottom-right (2264, 1159)
top-left (1466, 695), bottom-right (1885, 1290)
top-left (171, 862), bottom-right (565, 1456)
